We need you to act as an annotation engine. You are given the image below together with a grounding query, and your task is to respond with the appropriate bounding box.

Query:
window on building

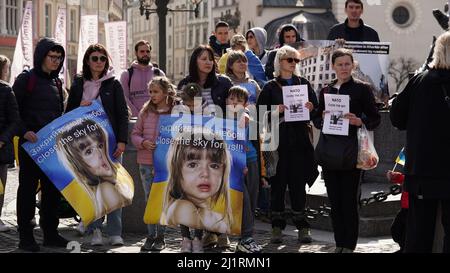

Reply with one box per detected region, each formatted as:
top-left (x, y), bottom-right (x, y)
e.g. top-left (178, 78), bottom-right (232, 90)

top-left (319, 74), bottom-right (323, 81)
top-left (45, 3), bottom-right (52, 37)
top-left (195, 27), bottom-right (200, 46)
top-left (5, 0), bottom-right (19, 35)
top-left (189, 4), bottom-right (194, 19)
top-left (189, 28), bottom-right (193, 46)
top-left (325, 74), bottom-right (329, 80)
top-left (392, 5), bottom-right (414, 27)
top-left (203, 1), bottom-right (208, 18)
top-left (70, 9), bottom-right (77, 41)
top-left (215, 0), bottom-right (219, 8)
top-left (182, 33), bottom-right (186, 47)
top-left (169, 17), bottom-right (172, 27)
top-left (312, 75), bottom-right (315, 81)
top-left (169, 35), bottom-right (172, 49)
top-left (203, 26), bottom-right (208, 43)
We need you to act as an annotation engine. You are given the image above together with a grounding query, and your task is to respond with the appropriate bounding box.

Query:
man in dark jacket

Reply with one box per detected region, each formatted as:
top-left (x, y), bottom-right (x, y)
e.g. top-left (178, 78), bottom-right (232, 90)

top-left (265, 24), bottom-right (303, 80)
top-left (13, 38), bottom-right (68, 252)
top-left (209, 21), bottom-right (231, 61)
top-left (327, 0), bottom-right (380, 42)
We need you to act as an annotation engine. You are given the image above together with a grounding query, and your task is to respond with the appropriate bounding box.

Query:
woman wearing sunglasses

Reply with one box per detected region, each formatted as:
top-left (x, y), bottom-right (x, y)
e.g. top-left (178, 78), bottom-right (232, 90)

top-left (66, 43), bottom-right (130, 247)
top-left (256, 45), bottom-right (319, 245)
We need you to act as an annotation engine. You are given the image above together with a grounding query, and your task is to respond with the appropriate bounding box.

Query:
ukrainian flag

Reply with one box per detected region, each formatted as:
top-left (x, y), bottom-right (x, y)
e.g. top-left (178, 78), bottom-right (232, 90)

top-left (396, 148), bottom-right (406, 166)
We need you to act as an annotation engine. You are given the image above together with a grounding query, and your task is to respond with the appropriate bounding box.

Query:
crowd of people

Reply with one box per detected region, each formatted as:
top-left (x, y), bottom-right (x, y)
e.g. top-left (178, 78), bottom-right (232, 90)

top-left (0, 0), bottom-right (449, 254)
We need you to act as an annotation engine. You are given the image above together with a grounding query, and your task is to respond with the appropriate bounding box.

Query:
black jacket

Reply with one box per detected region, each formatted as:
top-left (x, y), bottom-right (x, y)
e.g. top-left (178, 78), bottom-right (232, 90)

top-left (178, 74), bottom-right (233, 114)
top-left (0, 80), bottom-right (20, 163)
top-left (66, 75), bottom-right (129, 144)
top-left (327, 19), bottom-right (380, 42)
top-left (12, 38), bottom-right (65, 137)
top-left (313, 77), bottom-right (381, 135)
top-left (390, 69), bottom-right (450, 198)
top-left (257, 76), bottom-right (319, 186)
top-left (209, 35), bottom-right (230, 59)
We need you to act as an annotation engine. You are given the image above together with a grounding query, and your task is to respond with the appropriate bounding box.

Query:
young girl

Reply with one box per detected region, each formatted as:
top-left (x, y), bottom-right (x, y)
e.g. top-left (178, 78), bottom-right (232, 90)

top-left (161, 128), bottom-right (234, 253)
top-left (131, 76), bottom-right (177, 252)
top-left (57, 119), bottom-right (133, 222)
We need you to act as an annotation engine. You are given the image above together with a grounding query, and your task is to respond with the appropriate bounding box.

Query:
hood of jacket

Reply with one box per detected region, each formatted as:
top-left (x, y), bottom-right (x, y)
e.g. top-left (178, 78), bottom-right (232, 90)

top-left (247, 27), bottom-right (267, 53)
top-left (33, 37), bottom-right (65, 79)
top-left (278, 24), bottom-right (303, 46)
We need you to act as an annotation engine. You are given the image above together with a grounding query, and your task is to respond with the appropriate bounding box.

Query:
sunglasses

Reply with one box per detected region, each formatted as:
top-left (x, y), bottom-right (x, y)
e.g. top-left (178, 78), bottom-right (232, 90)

top-left (90, 55), bottom-right (108, 63)
top-left (283, 57), bottom-right (300, 64)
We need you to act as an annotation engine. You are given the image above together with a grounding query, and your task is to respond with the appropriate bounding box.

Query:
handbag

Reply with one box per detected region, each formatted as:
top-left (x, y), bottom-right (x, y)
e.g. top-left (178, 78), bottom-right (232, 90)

top-left (315, 132), bottom-right (358, 170)
top-left (0, 141), bottom-right (14, 165)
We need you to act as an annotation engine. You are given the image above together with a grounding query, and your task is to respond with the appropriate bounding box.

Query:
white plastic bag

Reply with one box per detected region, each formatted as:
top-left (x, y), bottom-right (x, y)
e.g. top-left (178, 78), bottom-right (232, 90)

top-left (356, 125), bottom-right (379, 170)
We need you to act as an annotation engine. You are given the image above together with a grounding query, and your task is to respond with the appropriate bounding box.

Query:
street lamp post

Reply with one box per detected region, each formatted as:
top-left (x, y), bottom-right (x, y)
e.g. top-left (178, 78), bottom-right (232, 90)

top-left (139, 0), bottom-right (203, 72)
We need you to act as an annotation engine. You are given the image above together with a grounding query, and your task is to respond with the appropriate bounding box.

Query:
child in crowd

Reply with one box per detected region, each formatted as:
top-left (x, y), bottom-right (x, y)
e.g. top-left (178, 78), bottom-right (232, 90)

top-left (131, 76), bottom-right (178, 251)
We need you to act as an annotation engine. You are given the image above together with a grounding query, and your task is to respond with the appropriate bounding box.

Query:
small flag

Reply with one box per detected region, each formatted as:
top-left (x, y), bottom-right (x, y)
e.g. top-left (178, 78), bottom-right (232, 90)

top-left (396, 148), bottom-right (406, 166)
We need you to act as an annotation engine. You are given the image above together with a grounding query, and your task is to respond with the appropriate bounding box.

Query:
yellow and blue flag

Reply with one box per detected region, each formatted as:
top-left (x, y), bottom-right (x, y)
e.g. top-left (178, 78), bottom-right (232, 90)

top-left (396, 148), bottom-right (406, 166)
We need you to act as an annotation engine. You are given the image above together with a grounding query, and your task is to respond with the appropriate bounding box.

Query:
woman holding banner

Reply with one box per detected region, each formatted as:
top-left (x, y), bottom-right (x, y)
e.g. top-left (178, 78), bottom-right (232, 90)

top-left (177, 45), bottom-right (233, 252)
top-left (313, 48), bottom-right (380, 253)
top-left (0, 55), bottom-right (19, 232)
top-left (66, 43), bottom-right (129, 247)
top-left (257, 45), bottom-right (319, 245)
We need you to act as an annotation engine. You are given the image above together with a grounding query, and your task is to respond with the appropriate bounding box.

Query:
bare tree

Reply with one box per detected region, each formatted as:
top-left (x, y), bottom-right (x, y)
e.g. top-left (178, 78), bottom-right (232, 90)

top-left (389, 57), bottom-right (419, 94)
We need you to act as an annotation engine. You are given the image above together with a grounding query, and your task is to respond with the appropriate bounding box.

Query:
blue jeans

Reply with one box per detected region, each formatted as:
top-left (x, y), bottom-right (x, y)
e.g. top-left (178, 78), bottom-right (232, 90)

top-left (87, 155), bottom-right (123, 237)
top-left (139, 164), bottom-right (166, 237)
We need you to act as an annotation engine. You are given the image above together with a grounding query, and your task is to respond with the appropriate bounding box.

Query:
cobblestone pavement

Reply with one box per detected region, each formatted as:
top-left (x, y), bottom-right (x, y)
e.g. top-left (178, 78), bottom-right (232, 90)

top-left (0, 167), bottom-right (400, 253)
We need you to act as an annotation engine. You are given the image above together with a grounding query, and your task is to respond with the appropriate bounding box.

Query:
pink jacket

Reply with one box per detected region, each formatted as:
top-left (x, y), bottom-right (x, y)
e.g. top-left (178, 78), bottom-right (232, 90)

top-left (131, 110), bottom-right (160, 165)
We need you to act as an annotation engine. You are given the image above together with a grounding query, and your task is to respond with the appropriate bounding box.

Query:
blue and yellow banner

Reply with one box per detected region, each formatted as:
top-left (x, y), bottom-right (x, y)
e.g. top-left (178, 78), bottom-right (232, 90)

top-left (22, 101), bottom-right (134, 225)
top-left (144, 115), bottom-right (246, 235)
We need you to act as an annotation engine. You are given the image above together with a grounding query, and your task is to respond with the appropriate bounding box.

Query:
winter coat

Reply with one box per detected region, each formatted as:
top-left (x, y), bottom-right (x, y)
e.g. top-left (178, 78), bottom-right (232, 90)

top-left (12, 38), bottom-right (65, 137)
top-left (66, 72), bottom-right (129, 144)
top-left (257, 76), bottom-right (319, 186)
top-left (390, 69), bottom-right (450, 198)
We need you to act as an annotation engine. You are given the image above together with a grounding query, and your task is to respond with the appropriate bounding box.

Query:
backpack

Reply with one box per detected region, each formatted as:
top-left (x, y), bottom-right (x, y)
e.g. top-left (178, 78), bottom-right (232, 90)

top-left (127, 66), bottom-right (161, 90)
top-left (25, 70), bottom-right (64, 113)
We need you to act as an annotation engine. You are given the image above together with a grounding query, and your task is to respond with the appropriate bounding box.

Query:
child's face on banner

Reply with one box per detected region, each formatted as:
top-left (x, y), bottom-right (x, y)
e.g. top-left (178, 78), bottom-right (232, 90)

top-left (181, 149), bottom-right (224, 205)
top-left (80, 136), bottom-right (114, 179)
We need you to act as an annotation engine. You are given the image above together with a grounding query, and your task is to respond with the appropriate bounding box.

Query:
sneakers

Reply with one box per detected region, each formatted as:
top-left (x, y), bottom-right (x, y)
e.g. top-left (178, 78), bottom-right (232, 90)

top-left (180, 237), bottom-right (192, 253)
top-left (43, 234), bottom-right (69, 247)
top-left (152, 235), bottom-right (166, 251)
top-left (202, 232), bottom-right (218, 248)
top-left (110, 236), bottom-right (124, 246)
top-left (91, 229), bottom-right (104, 246)
top-left (270, 227), bottom-right (282, 244)
top-left (0, 219), bottom-right (10, 232)
top-left (141, 236), bottom-right (155, 252)
top-left (236, 237), bottom-right (262, 253)
top-left (298, 228), bottom-right (312, 244)
top-left (217, 234), bottom-right (230, 249)
top-left (192, 237), bottom-right (204, 253)
top-left (76, 221), bottom-right (85, 236)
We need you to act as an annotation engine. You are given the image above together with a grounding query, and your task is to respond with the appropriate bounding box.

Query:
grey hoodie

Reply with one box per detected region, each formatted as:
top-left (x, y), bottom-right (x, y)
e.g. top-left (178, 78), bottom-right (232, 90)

top-left (246, 27), bottom-right (268, 66)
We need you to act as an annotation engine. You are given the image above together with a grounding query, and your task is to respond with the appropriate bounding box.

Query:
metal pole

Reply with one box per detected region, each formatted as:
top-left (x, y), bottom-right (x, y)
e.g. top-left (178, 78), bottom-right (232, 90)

top-left (156, 0), bottom-right (169, 72)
